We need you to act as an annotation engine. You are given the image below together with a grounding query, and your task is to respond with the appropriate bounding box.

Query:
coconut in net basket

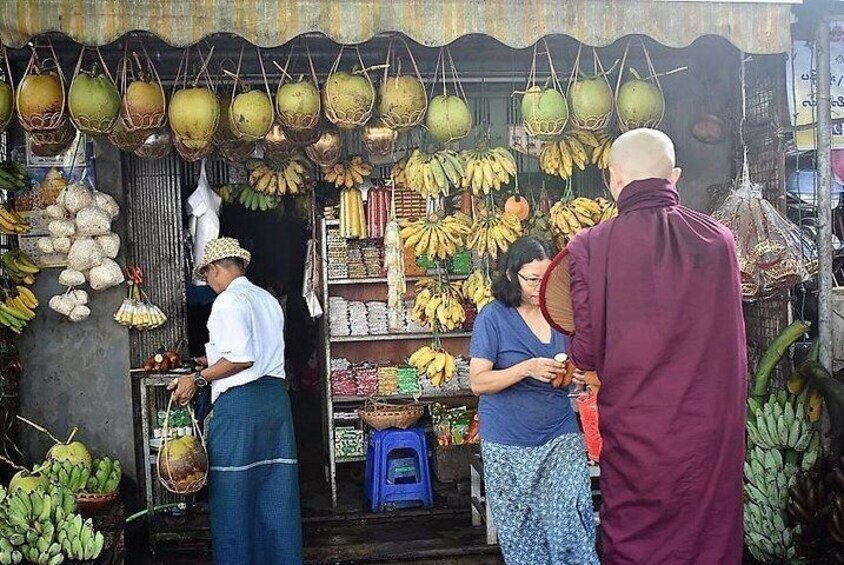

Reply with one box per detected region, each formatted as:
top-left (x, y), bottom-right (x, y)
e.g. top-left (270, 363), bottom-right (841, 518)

top-left (378, 37), bottom-right (427, 131)
top-left (359, 399), bottom-right (425, 431)
top-left (614, 38), bottom-right (665, 133)
top-left (17, 38), bottom-right (67, 133)
top-left (322, 45), bottom-right (375, 130)
top-left (157, 394), bottom-right (209, 496)
top-left (305, 124), bottom-right (343, 168)
top-left (169, 46), bottom-right (219, 161)
top-left (275, 41), bottom-right (322, 133)
top-left (567, 45), bottom-right (614, 133)
top-left (68, 47), bottom-right (121, 136)
top-left (119, 41), bottom-right (167, 132)
top-left (520, 38), bottom-right (568, 141)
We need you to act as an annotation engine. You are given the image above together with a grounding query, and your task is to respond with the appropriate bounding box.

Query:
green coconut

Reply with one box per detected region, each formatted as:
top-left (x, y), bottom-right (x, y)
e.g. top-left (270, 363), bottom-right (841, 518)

top-left (230, 89), bottom-right (274, 140)
top-left (276, 80), bottom-right (320, 128)
top-left (159, 435), bottom-right (208, 494)
top-left (0, 81), bottom-right (13, 127)
top-left (426, 95), bottom-right (472, 143)
top-left (48, 440), bottom-right (93, 472)
top-left (568, 77), bottom-right (613, 122)
top-left (169, 87), bottom-right (220, 149)
top-left (69, 72), bottom-right (121, 132)
top-left (617, 79), bottom-right (664, 127)
top-left (521, 86), bottom-right (568, 140)
top-left (8, 469), bottom-right (49, 495)
top-left (323, 71), bottom-right (374, 129)
top-left (379, 75), bottom-right (426, 130)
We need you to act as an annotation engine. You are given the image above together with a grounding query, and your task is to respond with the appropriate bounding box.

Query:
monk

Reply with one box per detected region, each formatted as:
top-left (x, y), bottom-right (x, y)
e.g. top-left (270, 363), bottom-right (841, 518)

top-left (566, 128), bottom-right (747, 564)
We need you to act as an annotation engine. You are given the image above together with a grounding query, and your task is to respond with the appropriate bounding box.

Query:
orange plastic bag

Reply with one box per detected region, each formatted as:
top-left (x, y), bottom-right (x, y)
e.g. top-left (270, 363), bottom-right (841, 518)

top-left (577, 392), bottom-right (602, 463)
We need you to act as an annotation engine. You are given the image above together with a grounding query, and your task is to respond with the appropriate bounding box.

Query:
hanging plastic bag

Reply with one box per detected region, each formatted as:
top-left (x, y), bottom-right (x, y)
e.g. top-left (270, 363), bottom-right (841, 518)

top-left (187, 159), bottom-right (221, 286)
top-left (577, 392), bottom-right (602, 463)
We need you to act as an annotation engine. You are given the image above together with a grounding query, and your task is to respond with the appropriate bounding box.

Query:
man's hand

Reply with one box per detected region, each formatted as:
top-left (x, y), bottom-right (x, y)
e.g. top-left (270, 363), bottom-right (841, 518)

top-left (193, 356), bottom-right (208, 368)
top-left (573, 370), bottom-right (602, 393)
top-left (168, 375), bottom-right (198, 406)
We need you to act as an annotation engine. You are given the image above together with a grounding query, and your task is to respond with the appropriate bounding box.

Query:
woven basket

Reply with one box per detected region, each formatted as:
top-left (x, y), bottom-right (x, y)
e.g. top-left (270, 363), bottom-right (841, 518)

top-left (157, 396), bottom-right (208, 496)
top-left (360, 400), bottom-right (424, 430)
top-left (75, 491), bottom-right (118, 515)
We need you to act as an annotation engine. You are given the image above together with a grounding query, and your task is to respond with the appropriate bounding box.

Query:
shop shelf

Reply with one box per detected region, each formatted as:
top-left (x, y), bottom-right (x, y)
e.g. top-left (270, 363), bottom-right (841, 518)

top-left (332, 390), bottom-right (475, 403)
top-left (330, 331), bottom-right (472, 343)
top-left (328, 274), bottom-right (470, 285)
top-left (336, 456), bottom-right (367, 463)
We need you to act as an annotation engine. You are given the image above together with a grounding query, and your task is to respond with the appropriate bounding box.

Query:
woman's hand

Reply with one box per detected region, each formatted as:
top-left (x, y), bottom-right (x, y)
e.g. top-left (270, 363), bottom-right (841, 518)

top-left (522, 357), bottom-right (566, 383)
top-left (573, 369), bottom-right (602, 392)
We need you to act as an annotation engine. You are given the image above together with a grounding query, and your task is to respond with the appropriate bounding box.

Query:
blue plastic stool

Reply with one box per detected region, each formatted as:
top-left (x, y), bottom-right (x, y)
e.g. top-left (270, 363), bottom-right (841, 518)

top-left (364, 427), bottom-right (433, 511)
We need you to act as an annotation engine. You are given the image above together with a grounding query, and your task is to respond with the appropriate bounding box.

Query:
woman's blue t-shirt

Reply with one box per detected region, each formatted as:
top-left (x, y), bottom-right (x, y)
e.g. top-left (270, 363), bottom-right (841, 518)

top-left (469, 300), bottom-right (579, 447)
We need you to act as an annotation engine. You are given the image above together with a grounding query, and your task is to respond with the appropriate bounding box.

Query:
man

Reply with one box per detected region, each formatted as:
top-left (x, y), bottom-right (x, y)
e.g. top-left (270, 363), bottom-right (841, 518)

top-left (170, 237), bottom-right (304, 564)
top-left (565, 129), bottom-right (746, 564)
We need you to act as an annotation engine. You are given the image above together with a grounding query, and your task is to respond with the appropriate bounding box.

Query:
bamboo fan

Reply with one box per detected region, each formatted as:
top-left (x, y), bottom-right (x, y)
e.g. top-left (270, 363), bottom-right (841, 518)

top-left (323, 45), bottom-right (375, 129)
top-left (521, 38), bottom-right (568, 139)
top-left (17, 37), bottom-right (67, 132)
top-left (567, 45), bottom-right (614, 132)
top-left (379, 37), bottom-right (427, 131)
top-left (614, 38), bottom-right (665, 133)
top-left (538, 247), bottom-right (575, 335)
top-left (275, 40), bottom-right (321, 132)
top-left (119, 40), bottom-right (166, 132)
top-left (68, 47), bottom-right (120, 136)
top-left (170, 46), bottom-right (219, 162)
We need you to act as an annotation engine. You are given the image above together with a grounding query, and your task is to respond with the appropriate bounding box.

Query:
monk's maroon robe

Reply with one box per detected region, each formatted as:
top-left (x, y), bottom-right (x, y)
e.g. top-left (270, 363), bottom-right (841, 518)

top-left (567, 178), bottom-right (747, 564)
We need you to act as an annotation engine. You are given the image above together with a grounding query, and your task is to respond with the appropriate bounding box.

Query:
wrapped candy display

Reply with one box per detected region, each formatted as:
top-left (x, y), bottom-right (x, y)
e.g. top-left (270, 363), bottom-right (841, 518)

top-left (712, 169), bottom-right (818, 301)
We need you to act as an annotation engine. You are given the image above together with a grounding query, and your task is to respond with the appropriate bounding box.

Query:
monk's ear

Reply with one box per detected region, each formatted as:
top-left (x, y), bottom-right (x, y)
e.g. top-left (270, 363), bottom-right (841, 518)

top-left (669, 167), bottom-right (682, 185)
top-left (608, 165), bottom-right (624, 200)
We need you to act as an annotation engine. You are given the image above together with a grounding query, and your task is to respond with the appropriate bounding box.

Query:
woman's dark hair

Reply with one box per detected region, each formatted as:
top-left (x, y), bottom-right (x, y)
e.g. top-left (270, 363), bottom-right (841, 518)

top-left (491, 236), bottom-right (556, 308)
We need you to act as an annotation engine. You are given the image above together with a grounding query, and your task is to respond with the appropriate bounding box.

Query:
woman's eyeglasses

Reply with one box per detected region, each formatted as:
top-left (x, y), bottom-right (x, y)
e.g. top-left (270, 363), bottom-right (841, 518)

top-left (517, 273), bottom-right (542, 288)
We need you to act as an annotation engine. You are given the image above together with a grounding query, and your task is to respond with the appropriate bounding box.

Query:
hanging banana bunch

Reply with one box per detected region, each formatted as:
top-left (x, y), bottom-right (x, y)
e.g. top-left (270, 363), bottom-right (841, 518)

top-left (460, 146), bottom-right (517, 195)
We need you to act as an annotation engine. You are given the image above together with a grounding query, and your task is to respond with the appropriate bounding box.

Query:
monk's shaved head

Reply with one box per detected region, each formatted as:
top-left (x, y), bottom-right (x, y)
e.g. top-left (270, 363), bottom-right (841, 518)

top-left (607, 128), bottom-right (681, 199)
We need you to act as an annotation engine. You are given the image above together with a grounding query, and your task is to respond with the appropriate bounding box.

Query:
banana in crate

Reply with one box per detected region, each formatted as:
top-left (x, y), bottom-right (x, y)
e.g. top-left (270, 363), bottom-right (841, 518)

top-left (0, 206), bottom-right (30, 236)
top-left (408, 344), bottom-right (456, 387)
top-left (399, 212), bottom-right (472, 261)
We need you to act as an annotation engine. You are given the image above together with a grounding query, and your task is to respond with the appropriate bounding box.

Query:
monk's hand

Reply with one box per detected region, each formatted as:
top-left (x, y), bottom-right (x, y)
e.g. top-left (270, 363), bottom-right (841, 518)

top-left (168, 375), bottom-right (197, 406)
top-left (524, 358), bottom-right (565, 383)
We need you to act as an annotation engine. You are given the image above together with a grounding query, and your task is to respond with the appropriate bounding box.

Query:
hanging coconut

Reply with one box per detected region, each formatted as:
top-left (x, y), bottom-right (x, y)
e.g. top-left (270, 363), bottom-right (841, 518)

top-left (614, 40), bottom-right (665, 132)
top-left (305, 125), bottom-right (343, 167)
top-left (68, 48), bottom-right (121, 136)
top-left (362, 118), bottom-right (398, 159)
top-left (109, 119), bottom-right (149, 152)
top-left (169, 87), bottom-right (219, 152)
top-left (213, 95), bottom-right (237, 144)
top-left (566, 47), bottom-right (613, 132)
top-left (230, 89), bottom-right (274, 141)
top-left (277, 80), bottom-right (321, 131)
top-left (119, 44), bottom-right (166, 131)
top-left (263, 123), bottom-right (299, 161)
top-left (521, 87), bottom-right (568, 141)
top-left (379, 76), bottom-right (426, 131)
top-left (323, 47), bottom-right (375, 130)
top-left (0, 49), bottom-right (14, 132)
top-left (520, 40), bottom-right (568, 140)
top-left (426, 95), bottom-right (472, 143)
top-left (134, 127), bottom-right (173, 160)
top-left (17, 72), bottom-right (66, 132)
top-left (214, 95), bottom-right (256, 163)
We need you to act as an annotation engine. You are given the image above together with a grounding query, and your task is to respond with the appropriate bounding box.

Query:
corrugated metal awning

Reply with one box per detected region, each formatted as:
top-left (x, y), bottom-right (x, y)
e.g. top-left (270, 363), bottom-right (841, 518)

top-left (0, 0), bottom-right (794, 54)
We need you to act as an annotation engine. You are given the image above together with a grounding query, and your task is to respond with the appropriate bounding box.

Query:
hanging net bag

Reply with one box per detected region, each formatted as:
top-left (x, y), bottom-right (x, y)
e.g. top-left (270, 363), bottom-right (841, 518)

top-left (169, 46), bottom-right (220, 162)
top-left (157, 395), bottom-right (209, 496)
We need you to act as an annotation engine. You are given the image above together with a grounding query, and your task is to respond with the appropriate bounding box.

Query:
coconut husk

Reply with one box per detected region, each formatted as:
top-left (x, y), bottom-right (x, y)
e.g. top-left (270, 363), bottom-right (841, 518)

top-left (362, 118), bottom-right (397, 159)
top-left (217, 138), bottom-right (257, 164)
top-left (68, 47), bottom-right (120, 136)
top-left (109, 120), bottom-right (149, 152)
top-left (119, 41), bottom-right (166, 132)
top-left (263, 123), bottom-right (299, 160)
top-left (173, 135), bottom-right (214, 162)
top-left (16, 38), bottom-right (67, 132)
top-left (29, 121), bottom-right (76, 157)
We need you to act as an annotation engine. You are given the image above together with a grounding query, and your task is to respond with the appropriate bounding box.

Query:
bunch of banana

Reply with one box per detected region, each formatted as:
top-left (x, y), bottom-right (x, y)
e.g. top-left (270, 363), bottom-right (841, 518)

top-left (339, 187), bottom-right (367, 239)
top-left (526, 210), bottom-right (555, 246)
top-left (238, 184), bottom-right (282, 212)
top-left (460, 147), bottom-right (518, 195)
top-left (744, 444), bottom-right (801, 563)
top-left (411, 278), bottom-right (466, 331)
top-left (399, 212), bottom-right (472, 260)
top-left (2, 251), bottom-right (39, 286)
top-left (0, 160), bottom-right (29, 193)
top-left (323, 155), bottom-right (373, 189)
top-left (56, 513), bottom-right (104, 562)
top-left (590, 131), bottom-right (615, 171)
top-left (408, 345), bottom-right (456, 387)
top-left (0, 537), bottom-right (22, 565)
top-left (0, 287), bottom-right (38, 334)
top-left (746, 390), bottom-right (819, 456)
top-left (214, 183), bottom-right (239, 205)
top-left (390, 157), bottom-right (408, 188)
top-left (246, 153), bottom-right (310, 195)
top-left (466, 211), bottom-right (522, 259)
top-left (2, 489), bottom-right (54, 535)
top-left (45, 460), bottom-right (90, 494)
top-left (85, 457), bottom-right (122, 494)
top-left (462, 269), bottom-right (493, 311)
top-left (404, 149), bottom-right (465, 198)
top-left (539, 129), bottom-right (601, 180)
top-left (0, 207), bottom-right (30, 236)
top-left (549, 197), bottom-right (616, 245)
top-left (48, 487), bottom-right (76, 520)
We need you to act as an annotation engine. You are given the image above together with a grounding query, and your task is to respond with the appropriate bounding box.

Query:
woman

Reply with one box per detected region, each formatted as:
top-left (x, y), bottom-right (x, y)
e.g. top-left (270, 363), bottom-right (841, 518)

top-left (469, 236), bottom-right (598, 565)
